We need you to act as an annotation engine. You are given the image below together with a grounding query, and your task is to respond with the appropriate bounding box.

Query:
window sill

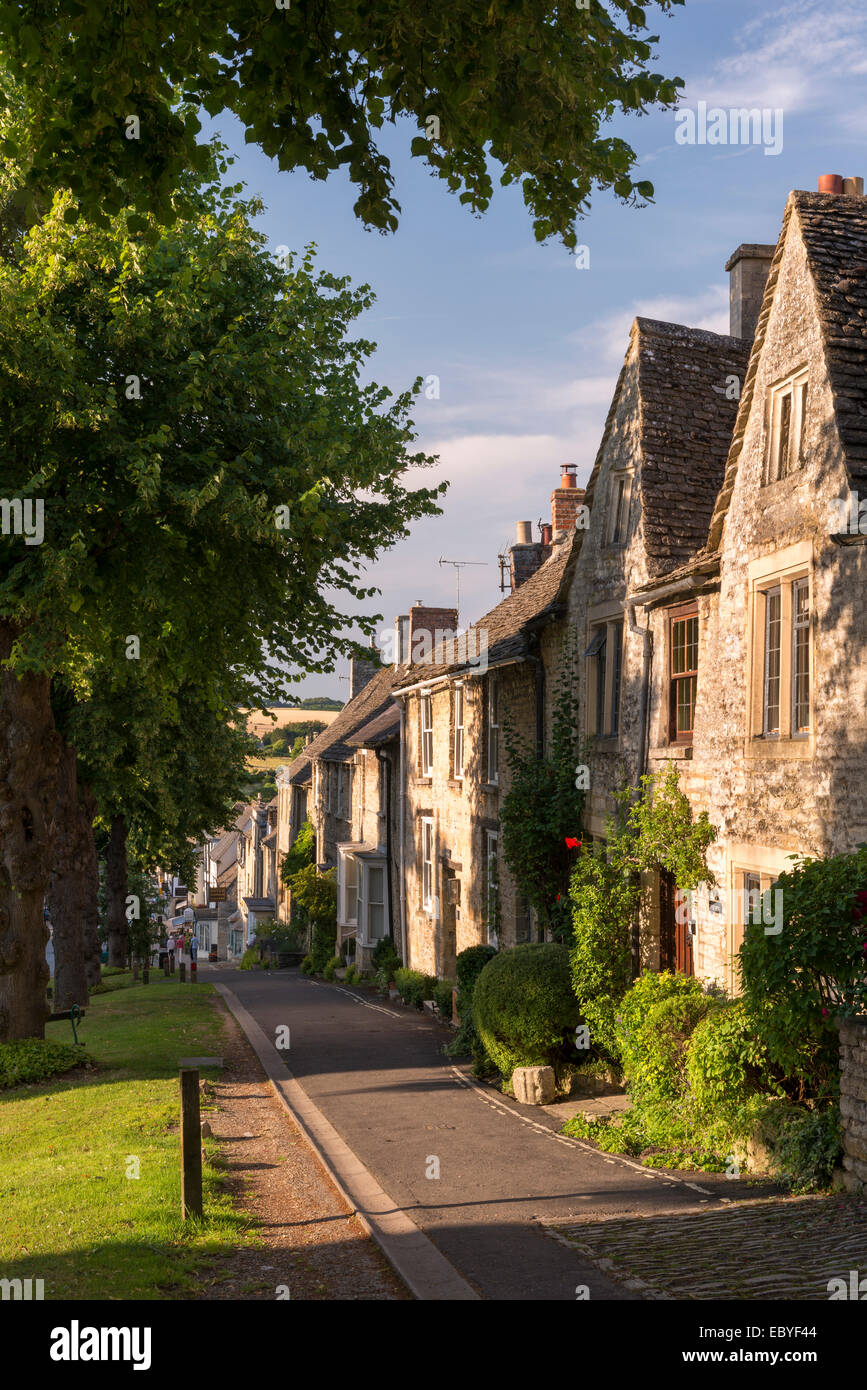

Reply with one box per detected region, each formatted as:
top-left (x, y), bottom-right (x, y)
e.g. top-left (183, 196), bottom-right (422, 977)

top-left (482, 782), bottom-right (500, 793)
top-left (650, 744), bottom-right (693, 759)
top-left (447, 778), bottom-right (464, 790)
top-left (591, 736), bottom-right (621, 751)
top-left (744, 735), bottom-right (813, 760)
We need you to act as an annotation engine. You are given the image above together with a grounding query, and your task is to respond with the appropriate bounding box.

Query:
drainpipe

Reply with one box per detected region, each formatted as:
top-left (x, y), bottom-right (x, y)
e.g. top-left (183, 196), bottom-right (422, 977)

top-left (626, 594), bottom-right (653, 977)
top-left (626, 595), bottom-right (653, 783)
top-left (527, 638), bottom-right (545, 941)
top-left (397, 698), bottom-right (408, 966)
top-left (376, 746), bottom-right (396, 963)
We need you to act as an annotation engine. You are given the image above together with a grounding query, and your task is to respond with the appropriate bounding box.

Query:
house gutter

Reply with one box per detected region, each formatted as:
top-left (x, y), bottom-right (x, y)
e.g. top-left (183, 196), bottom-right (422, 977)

top-left (375, 746), bottom-right (397, 963)
top-left (626, 595), bottom-right (653, 783)
top-left (397, 697), bottom-right (408, 966)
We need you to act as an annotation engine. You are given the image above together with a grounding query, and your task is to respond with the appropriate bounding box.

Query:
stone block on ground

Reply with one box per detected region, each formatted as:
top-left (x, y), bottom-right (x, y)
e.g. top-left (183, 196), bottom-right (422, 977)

top-left (512, 1065), bottom-right (556, 1106)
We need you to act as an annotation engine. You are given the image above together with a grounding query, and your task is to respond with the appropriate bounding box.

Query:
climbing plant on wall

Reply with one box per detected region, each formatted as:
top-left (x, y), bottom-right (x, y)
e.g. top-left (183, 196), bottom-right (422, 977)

top-left (501, 646), bottom-right (585, 943)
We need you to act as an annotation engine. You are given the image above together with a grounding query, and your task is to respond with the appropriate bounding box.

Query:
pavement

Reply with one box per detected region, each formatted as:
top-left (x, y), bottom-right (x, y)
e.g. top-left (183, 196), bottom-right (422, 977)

top-left (200, 963), bottom-right (788, 1302)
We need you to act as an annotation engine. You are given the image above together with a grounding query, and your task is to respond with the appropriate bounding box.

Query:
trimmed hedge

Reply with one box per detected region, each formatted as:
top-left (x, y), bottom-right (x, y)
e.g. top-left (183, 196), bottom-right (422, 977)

top-left (0, 1038), bottom-right (90, 1089)
top-left (445, 944), bottom-right (497, 1070)
top-left (432, 978), bottom-right (456, 1019)
top-left (473, 942), bottom-right (579, 1080)
top-left (395, 968), bottom-right (436, 1008)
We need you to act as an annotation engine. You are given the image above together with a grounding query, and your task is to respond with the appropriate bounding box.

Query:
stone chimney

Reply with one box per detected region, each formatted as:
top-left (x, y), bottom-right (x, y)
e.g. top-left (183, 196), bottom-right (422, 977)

top-left (349, 653), bottom-right (378, 699)
top-left (408, 601), bottom-right (458, 665)
top-left (509, 520), bottom-right (551, 590)
top-left (551, 465), bottom-right (586, 537)
top-left (725, 244), bottom-right (775, 340)
top-left (393, 614), bottom-right (410, 667)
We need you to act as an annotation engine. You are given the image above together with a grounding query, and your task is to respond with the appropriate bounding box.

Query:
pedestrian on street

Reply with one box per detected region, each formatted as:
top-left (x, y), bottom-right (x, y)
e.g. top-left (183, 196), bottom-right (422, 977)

top-left (168, 935), bottom-right (175, 966)
top-left (190, 933), bottom-right (199, 965)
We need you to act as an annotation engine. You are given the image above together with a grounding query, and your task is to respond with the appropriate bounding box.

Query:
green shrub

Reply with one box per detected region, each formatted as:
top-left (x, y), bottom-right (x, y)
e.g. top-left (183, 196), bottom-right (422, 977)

top-left (395, 967), bottom-right (436, 1008)
top-left (771, 1105), bottom-right (842, 1192)
top-left (299, 954), bottom-right (314, 974)
top-left (615, 971), bottom-right (710, 1105)
top-left (570, 848), bottom-right (637, 1056)
top-left (474, 942), bottom-right (579, 1081)
top-left (239, 946), bottom-right (261, 971)
top-left (310, 921), bottom-right (337, 972)
top-left (686, 999), bottom-right (778, 1111)
top-left (445, 945), bottom-right (497, 1070)
top-left (432, 979), bottom-right (456, 1019)
top-left (0, 1039), bottom-right (91, 1089)
top-left (322, 955), bottom-right (341, 981)
top-left (344, 964), bottom-right (360, 985)
top-left (739, 846), bottom-right (867, 1095)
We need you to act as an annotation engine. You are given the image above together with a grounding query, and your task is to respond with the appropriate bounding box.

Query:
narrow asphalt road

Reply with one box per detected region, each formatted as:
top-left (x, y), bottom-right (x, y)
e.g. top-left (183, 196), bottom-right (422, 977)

top-left (207, 965), bottom-right (777, 1301)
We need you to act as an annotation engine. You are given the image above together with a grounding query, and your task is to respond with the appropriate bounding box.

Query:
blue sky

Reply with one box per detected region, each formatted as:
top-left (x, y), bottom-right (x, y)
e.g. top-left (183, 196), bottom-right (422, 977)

top-left (211, 0), bottom-right (867, 699)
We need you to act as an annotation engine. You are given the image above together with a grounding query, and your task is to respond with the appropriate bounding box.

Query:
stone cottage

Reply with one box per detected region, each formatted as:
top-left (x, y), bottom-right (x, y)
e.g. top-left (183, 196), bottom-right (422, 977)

top-left (392, 476), bottom-right (584, 978)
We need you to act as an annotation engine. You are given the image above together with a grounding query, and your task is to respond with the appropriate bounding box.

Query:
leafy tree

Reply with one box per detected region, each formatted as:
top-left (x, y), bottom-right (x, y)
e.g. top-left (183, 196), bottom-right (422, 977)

top-left (500, 652), bottom-right (584, 942)
top-left (0, 5), bottom-right (684, 242)
top-left (0, 152), bottom-right (441, 1040)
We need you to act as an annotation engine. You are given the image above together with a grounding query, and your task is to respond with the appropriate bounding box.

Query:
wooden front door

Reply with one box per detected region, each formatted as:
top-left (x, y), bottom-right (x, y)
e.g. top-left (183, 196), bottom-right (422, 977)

top-left (440, 870), bottom-right (458, 980)
top-left (659, 870), bottom-right (694, 976)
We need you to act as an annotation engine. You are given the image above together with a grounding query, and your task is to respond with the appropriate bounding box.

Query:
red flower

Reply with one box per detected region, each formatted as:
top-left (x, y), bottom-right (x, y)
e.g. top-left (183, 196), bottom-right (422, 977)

top-left (556, 894), bottom-right (561, 902)
top-left (822, 1007), bottom-right (829, 1017)
top-left (564, 837), bottom-right (581, 849)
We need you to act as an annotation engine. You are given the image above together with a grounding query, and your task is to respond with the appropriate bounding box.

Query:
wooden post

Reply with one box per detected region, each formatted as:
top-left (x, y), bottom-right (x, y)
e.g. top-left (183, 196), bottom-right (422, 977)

top-left (142, 966), bottom-right (149, 985)
top-left (180, 1068), bottom-right (203, 1220)
top-left (190, 960), bottom-right (197, 984)
top-left (179, 962), bottom-right (186, 983)
top-left (132, 963), bottom-right (139, 982)
top-left (163, 957), bottom-right (171, 977)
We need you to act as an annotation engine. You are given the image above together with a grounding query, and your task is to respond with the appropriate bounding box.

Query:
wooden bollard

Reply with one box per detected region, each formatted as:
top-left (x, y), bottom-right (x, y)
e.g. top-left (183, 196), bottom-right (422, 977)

top-left (132, 964), bottom-right (139, 982)
top-left (179, 1068), bottom-right (203, 1220)
top-left (179, 963), bottom-right (186, 983)
top-left (190, 960), bottom-right (197, 984)
top-left (142, 967), bottom-right (149, 985)
top-left (163, 957), bottom-right (171, 977)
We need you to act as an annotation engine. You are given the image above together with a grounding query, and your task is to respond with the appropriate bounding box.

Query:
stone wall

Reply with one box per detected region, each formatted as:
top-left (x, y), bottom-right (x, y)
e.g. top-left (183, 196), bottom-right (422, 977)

top-left (839, 1017), bottom-right (867, 1193)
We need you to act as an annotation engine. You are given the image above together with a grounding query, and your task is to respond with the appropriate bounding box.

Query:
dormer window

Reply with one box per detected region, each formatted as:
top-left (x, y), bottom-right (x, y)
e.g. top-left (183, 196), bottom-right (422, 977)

top-left (764, 369), bottom-right (808, 483)
top-left (607, 472), bottom-right (632, 545)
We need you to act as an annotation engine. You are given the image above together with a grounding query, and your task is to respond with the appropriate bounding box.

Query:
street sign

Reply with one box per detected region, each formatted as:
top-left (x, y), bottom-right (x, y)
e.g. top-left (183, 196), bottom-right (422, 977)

top-left (209, 888), bottom-right (227, 902)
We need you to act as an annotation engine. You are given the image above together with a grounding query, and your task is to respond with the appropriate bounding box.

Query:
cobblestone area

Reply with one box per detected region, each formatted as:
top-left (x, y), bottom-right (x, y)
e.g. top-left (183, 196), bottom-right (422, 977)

top-left (542, 1195), bottom-right (867, 1300)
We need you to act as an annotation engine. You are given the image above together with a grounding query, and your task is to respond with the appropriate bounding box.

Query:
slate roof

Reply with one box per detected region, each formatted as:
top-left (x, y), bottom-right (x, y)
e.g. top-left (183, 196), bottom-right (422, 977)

top-left (392, 532), bottom-right (577, 688)
top-left (298, 663), bottom-right (404, 763)
top-left (707, 189), bottom-right (867, 551)
top-left (582, 318), bottom-right (750, 581)
top-left (346, 704), bottom-right (401, 747)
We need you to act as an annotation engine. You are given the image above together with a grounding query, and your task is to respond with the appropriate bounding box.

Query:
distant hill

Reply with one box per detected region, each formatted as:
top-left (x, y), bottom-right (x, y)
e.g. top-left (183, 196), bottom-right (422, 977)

top-left (298, 697), bottom-right (342, 710)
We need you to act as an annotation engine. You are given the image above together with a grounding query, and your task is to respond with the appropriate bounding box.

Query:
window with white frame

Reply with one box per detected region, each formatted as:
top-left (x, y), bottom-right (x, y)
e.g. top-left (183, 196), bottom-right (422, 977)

top-left (749, 550), bottom-right (812, 748)
top-left (487, 677), bottom-right (499, 784)
top-left (344, 852), bottom-right (358, 924)
top-left (421, 817), bottom-right (434, 911)
top-left (420, 694), bottom-right (434, 777)
top-left (453, 683), bottom-right (465, 779)
top-left (764, 368), bottom-right (808, 484)
top-left (485, 830), bottom-right (500, 946)
top-left (366, 864), bottom-right (387, 941)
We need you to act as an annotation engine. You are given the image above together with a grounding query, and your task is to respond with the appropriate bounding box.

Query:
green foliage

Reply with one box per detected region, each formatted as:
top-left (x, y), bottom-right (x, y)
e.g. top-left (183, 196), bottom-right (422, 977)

top-left (1, 8), bottom-right (685, 244)
top-left (344, 964), bottom-right (361, 986)
top-left (254, 917), bottom-right (306, 955)
top-left (740, 846), bottom-right (867, 1094)
top-left (474, 943), bottom-right (579, 1081)
top-left (299, 954), bottom-right (314, 975)
top-left (445, 944), bottom-right (497, 1068)
top-left (615, 971), bottom-right (710, 1105)
top-left (310, 922), bottom-right (338, 973)
top-left (606, 764), bottom-right (717, 887)
top-left (394, 968), bottom-right (436, 1008)
top-left (280, 820), bottom-right (316, 888)
top-left (432, 979), bottom-right (456, 1019)
top-left (288, 866), bottom-right (337, 931)
top-left (238, 947), bottom-right (261, 971)
top-left (501, 651), bottom-right (584, 942)
top-left (0, 1038), bottom-right (90, 1089)
top-left (686, 1000), bottom-right (778, 1111)
top-left (570, 848), bottom-right (636, 1056)
top-left (322, 955), bottom-right (341, 981)
top-left (767, 1105), bottom-right (842, 1194)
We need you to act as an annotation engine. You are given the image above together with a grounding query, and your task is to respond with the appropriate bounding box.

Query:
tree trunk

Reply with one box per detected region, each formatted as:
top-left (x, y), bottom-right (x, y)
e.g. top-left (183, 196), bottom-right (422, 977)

top-left (105, 814), bottom-right (129, 967)
top-left (47, 741), bottom-right (95, 1011)
top-left (0, 621), bottom-right (60, 1041)
top-left (80, 783), bottom-right (102, 991)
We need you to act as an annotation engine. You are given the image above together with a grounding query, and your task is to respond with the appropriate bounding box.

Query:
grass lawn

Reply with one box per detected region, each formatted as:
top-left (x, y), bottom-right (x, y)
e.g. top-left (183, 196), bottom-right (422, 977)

top-left (246, 754), bottom-right (292, 771)
top-left (0, 976), bottom-right (258, 1299)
